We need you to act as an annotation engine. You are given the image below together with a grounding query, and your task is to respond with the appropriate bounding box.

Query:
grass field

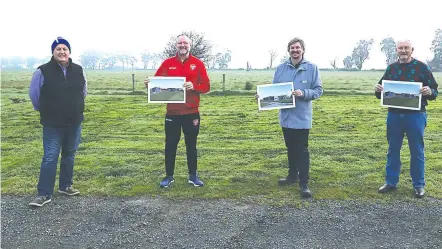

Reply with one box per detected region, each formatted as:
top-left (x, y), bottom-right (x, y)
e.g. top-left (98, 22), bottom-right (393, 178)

top-left (260, 98), bottom-right (294, 108)
top-left (383, 96), bottom-right (420, 108)
top-left (1, 70), bottom-right (441, 204)
top-left (150, 91), bottom-right (184, 101)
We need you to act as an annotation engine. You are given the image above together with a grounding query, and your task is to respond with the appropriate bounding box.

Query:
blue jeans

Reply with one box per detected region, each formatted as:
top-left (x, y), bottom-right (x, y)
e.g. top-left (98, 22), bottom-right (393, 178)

top-left (37, 124), bottom-right (82, 197)
top-left (385, 112), bottom-right (427, 188)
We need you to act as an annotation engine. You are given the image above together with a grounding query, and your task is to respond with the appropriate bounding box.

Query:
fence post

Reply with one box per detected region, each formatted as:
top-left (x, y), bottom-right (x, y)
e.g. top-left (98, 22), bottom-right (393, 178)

top-left (222, 73), bottom-right (225, 93)
top-left (132, 74), bottom-right (135, 93)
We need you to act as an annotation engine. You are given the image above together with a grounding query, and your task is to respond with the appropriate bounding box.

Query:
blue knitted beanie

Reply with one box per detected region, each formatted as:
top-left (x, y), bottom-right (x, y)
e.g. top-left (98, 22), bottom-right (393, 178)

top-left (51, 37), bottom-right (71, 53)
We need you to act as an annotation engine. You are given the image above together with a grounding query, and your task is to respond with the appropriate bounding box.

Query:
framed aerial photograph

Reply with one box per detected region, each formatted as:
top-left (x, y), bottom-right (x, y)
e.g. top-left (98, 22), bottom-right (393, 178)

top-left (381, 80), bottom-right (422, 110)
top-left (257, 82), bottom-right (295, 111)
top-left (148, 76), bottom-right (186, 103)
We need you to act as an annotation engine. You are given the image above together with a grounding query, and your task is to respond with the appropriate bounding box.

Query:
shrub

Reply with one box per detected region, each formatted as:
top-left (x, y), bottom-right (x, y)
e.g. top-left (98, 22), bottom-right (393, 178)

top-left (244, 81), bottom-right (253, 90)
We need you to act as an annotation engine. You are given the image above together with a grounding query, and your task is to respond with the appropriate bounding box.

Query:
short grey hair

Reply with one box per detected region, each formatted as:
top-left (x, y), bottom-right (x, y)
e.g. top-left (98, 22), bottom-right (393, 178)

top-left (396, 40), bottom-right (413, 48)
top-left (176, 35), bottom-right (192, 45)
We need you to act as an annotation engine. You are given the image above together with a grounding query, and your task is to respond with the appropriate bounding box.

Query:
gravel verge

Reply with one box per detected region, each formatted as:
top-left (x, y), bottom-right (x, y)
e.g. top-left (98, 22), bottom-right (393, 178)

top-left (2, 196), bottom-right (441, 249)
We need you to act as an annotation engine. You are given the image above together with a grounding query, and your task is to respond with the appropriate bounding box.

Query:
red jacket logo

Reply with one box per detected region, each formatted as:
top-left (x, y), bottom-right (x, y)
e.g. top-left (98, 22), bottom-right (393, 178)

top-left (190, 64), bottom-right (196, 70)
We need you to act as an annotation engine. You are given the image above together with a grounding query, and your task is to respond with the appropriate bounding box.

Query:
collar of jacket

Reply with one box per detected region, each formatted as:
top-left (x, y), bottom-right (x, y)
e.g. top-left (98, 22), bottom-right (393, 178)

top-left (285, 58), bottom-right (307, 71)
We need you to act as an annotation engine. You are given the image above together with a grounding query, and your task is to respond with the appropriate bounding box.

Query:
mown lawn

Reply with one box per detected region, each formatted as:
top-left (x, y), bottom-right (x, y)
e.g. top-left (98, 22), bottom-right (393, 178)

top-left (1, 70), bottom-right (441, 204)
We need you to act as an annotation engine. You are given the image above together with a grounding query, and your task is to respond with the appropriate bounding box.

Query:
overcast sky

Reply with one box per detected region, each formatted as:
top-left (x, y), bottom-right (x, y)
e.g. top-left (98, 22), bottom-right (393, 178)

top-left (258, 83), bottom-right (292, 98)
top-left (2, 0), bottom-right (441, 69)
top-left (384, 81), bottom-right (422, 94)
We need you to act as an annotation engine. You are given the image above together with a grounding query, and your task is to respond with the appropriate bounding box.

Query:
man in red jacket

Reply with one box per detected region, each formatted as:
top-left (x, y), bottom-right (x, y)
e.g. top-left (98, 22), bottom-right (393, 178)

top-left (145, 35), bottom-right (210, 188)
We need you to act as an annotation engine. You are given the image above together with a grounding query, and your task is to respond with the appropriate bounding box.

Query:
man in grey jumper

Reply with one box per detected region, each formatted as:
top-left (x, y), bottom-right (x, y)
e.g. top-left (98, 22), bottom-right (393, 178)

top-left (270, 37), bottom-right (323, 197)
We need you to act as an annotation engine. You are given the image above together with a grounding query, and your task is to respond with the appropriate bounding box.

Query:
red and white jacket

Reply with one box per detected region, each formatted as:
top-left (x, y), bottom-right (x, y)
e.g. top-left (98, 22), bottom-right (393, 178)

top-left (154, 54), bottom-right (210, 115)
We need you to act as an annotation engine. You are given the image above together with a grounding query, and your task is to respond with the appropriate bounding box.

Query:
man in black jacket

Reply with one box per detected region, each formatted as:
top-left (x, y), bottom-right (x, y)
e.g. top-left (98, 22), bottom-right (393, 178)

top-left (29, 37), bottom-right (87, 207)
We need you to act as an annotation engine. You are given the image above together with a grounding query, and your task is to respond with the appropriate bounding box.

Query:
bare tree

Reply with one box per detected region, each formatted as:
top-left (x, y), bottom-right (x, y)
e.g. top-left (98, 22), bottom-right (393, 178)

top-left (140, 51), bottom-right (152, 70)
top-left (329, 57), bottom-right (338, 69)
top-left (246, 61), bottom-right (251, 71)
top-left (151, 53), bottom-right (161, 69)
top-left (268, 49), bottom-right (277, 69)
top-left (128, 56), bottom-right (137, 70)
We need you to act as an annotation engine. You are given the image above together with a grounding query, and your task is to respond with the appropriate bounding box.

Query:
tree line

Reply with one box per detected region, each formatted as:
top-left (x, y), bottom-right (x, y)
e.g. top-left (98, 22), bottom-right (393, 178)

top-left (1, 31), bottom-right (232, 71)
top-left (2, 29), bottom-right (441, 71)
top-left (337, 28), bottom-right (441, 71)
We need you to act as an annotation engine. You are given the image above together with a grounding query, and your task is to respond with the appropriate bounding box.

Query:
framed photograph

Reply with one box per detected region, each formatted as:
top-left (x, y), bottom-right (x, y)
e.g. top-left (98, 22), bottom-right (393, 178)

top-left (381, 80), bottom-right (422, 110)
top-left (257, 82), bottom-right (295, 111)
top-left (148, 76), bottom-right (186, 103)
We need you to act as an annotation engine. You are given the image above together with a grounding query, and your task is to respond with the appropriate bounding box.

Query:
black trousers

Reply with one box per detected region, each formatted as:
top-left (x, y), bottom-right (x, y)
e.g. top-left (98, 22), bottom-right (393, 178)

top-left (282, 128), bottom-right (310, 185)
top-left (165, 113), bottom-right (200, 176)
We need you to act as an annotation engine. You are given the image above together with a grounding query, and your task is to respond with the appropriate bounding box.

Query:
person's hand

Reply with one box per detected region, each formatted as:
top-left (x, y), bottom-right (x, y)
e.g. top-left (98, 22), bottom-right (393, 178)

top-left (420, 86), bottom-right (432, 96)
top-left (144, 78), bottom-right (150, 89)
top-left (374, 84), bottom-right (383, 92)
top-left (255, 94), bottom-right (259, 102)
top-left (184, 81), bottom-right (194, 90)
top-left (292, 89), bottom-right (303, 97)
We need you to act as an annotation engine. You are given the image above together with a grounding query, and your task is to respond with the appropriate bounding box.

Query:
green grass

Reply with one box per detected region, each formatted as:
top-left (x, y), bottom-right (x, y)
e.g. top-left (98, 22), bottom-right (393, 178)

top-left (383, 96), bottom-right (420, 108)
top-left (150, 91), bottom-right (184, 101)
top-left (1, 70), bottom-right (441, 205)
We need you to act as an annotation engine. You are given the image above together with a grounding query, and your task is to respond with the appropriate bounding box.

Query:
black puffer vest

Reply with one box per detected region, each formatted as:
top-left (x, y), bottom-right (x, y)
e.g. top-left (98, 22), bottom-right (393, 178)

top-left (38, 57), bottom-right (85, 126)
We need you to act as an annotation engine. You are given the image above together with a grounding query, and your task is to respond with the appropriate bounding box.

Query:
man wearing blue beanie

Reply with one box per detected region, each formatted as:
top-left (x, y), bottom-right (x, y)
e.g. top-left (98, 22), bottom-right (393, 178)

top-left (28, 36), bottom-right (87, 207)
top-left (51, 37), bottom-right (71, 53)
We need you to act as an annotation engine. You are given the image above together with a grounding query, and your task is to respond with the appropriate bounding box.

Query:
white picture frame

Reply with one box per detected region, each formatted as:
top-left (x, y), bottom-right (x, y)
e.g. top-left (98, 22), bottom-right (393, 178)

top-left (148, 76), bottom-right (186, 103)
top-left (257, 82), bottom-right (295, 111)
top-left (381, 80), bottom-right (422, 111)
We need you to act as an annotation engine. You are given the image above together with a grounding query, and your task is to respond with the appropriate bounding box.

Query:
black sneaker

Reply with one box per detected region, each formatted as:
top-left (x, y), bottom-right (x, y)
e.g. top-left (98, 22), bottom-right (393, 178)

top-left (29, 196), bottom-right (51, 207)
top-left (300, 185), bottom-right (312, 198)
top-left (278, 176), bottom-right (298, 186)
top-left (58, 186), bottom-right (80, 196)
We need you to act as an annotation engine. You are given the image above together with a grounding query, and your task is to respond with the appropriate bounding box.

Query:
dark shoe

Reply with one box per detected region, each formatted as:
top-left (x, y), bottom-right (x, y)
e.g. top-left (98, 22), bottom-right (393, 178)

top-left (300, 185), bottom-right (312, 198)
top-left (188, 174), bottom-right (204, 187)
top-left (278, 176), bottom-right (298, 186)
top-left (58, 186), bottom-right (80, 196)
top-left (378, 184), bottom-right (397, 193)
top-left (160, 176), bottom-right (174, 188)
top-left (414, 188), bottom-right (425, 198)
top-left (29, 196), bottom-right (51, 207)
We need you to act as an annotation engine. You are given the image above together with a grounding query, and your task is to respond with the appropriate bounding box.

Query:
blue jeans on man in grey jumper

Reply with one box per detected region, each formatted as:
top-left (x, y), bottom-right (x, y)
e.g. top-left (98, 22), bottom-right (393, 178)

top-left (37, 123), bottom-right (82, 197)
